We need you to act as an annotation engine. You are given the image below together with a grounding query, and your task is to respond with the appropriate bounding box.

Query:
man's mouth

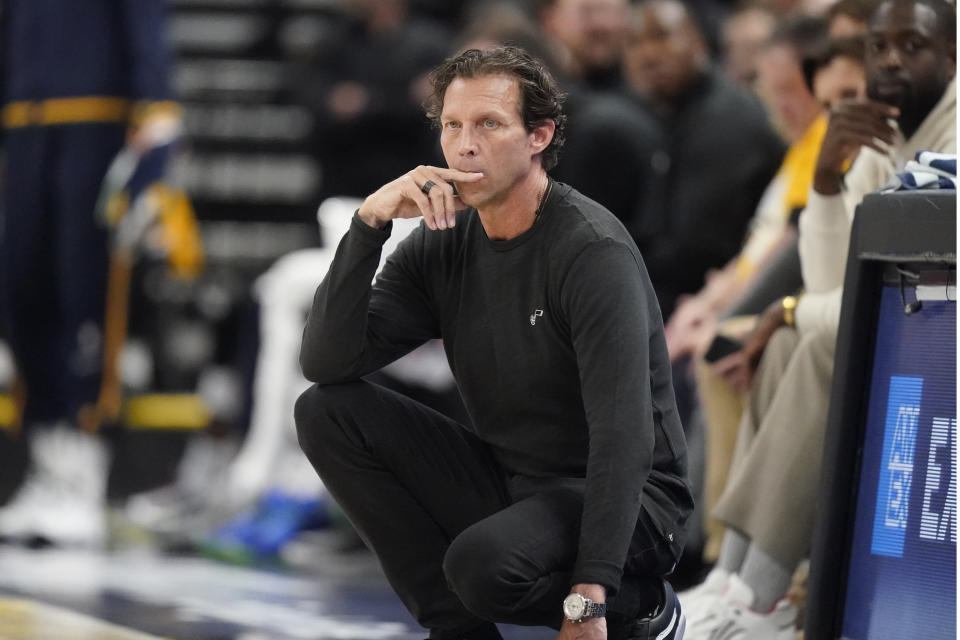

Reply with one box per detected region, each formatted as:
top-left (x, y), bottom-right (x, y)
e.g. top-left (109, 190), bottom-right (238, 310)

top-left (641, 62), bottom-right (668, 80)
top-left (454, 172), bottom-right (484, 186)
top-left (873, 77), bottom-right (909, 100)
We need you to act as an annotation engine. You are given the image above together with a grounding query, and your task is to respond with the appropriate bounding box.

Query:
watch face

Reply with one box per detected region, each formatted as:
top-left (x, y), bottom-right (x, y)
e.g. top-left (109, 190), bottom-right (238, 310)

top-left (563, 594), bottom-right (586, 620)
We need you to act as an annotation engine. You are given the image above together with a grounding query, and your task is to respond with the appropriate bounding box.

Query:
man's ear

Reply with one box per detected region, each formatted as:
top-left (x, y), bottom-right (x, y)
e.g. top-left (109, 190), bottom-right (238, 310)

top-left (530, 120), bottom-right (556, 154)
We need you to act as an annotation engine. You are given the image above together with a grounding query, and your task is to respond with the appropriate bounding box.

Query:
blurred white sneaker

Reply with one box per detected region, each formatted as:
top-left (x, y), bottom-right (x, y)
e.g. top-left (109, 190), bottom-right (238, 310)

top-left (680, 568), bottom-right (730, 638)
top-left (125, 434), bottom-right (237, 543)
top-left (0, 469), bottom-right (54, 541)
top-left (32, 486), bottom-right (108, 548)
top-left (697, 574), bottom-right (797, 640)
top-left (681, 568), bottom-right (730, 607)
top-left (709, 595), bottom-right (797, 639)
top-left (0, 425), bottom-right (108, 547)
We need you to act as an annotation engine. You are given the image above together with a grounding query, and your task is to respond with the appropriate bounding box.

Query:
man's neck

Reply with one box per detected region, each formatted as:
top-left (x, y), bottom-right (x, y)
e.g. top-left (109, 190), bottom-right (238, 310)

top-left (646, 67), bottom-right (709, 117)
top-left (899, 113), bottom-right (923, 140)
top-left (476, 170), bottom-right (550, 241)
top-left (897, 78), bottom-right (955, 141)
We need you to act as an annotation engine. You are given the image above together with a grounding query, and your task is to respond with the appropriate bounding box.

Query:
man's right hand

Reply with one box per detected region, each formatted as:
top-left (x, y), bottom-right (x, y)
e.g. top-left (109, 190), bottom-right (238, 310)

top-left (711, 298), bottom-right (786, 394)
top-left (813, 99), bottom-right (900, 195)
top-left (665, 294), bottom-right (712, 361)
top-left (357, 166), bottom-right (483, 231)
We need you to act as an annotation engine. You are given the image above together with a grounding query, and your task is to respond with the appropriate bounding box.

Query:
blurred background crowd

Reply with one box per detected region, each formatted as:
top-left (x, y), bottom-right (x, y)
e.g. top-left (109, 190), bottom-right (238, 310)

top-left (0, 0), bottom-right (953, 636)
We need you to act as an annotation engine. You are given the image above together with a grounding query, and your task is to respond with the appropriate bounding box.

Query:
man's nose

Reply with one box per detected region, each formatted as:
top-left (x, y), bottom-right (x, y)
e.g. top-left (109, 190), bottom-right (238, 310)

top-left (458, 128), bottom-right (478, 156)
top-left (633, 38), bottom-right (663, 61)
top-left (880, 45), bottom-right (903, 69)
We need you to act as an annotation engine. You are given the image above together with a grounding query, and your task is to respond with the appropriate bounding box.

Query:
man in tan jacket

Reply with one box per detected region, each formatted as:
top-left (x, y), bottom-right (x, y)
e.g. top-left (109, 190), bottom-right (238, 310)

top-left (682, 0), bottom-right (956, 638)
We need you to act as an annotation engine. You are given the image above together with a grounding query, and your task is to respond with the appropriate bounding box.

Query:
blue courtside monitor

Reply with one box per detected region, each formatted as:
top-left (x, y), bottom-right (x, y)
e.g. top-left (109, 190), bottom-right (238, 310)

top-left (805, 190), bottom-right (957, 640)
top-left (841, 288), bottom-right (955, 639)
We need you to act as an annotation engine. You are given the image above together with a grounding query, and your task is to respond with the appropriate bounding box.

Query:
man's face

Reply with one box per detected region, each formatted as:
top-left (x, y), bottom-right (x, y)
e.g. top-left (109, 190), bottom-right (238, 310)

top-left (439, 74), bottom-right (547, 209)
top-left (722, 7), bottom-right (777, 87)
top-left (866, 1), bottom-right (955, 130)
top-left (624, 1), bottom-right (706, 101)
top-left (814, 55), bottom-right (867, 109)
top-left (757, 44), bottom-right (823, 141)
top-left (544, 0), bottom-right (629, 72)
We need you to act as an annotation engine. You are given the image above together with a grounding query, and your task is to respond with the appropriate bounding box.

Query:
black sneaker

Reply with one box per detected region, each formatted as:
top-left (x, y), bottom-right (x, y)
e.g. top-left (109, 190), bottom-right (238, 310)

top-left (623, 579), bottom-right (685, 640)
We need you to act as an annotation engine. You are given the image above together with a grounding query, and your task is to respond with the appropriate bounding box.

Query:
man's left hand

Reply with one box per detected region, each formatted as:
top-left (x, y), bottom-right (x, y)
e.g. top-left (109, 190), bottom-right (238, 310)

top-left (558, 584), bottom-right (607, 640)
top-left (557, 617), bottom-right (607, 640)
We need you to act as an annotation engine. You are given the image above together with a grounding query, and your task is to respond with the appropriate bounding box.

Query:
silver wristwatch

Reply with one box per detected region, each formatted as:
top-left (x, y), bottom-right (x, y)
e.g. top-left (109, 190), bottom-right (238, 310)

top-left (562, 593), bottom-right (606, 622)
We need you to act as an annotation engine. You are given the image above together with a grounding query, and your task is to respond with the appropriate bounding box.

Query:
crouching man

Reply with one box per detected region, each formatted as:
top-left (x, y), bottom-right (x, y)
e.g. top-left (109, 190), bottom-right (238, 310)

top-left (295, 46), bottom-right (693, 640)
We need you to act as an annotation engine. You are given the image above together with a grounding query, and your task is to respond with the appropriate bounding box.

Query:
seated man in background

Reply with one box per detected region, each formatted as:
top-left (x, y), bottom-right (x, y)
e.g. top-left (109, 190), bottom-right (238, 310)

top-left (803, 35), bottom-right (868, 111)
top-left (621, 0), bottom-right (785, 319)
top-left (665, 15), bottom-right (831, 366)
top-left (826, 0), bottom-right (882, 38)
top-left (295, 46), bottom-right (692, 640)
top-left (683, 1), bottom-right (955, 638)
top-left (720, 3), bottom-right (779, 90)
top-left (665, 15), bottom-right (830, 564)
top-left (537, 0), bottom-right (631, 93)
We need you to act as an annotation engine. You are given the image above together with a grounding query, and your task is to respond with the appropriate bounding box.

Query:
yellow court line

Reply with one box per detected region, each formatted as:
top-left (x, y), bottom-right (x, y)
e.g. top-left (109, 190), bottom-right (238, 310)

top-left (0, 598), bottom-right (172, 640)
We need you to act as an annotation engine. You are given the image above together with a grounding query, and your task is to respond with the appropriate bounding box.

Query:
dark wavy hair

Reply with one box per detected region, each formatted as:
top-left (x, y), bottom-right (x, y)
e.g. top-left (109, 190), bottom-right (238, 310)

top-left (424, 45), bottom-right (567, 171)
top-left (802, 36), bottom-right (866, 94)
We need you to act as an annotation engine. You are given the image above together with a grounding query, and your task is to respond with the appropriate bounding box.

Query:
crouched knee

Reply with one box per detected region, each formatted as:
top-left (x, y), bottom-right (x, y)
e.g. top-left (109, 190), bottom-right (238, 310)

top-left (443, 524), bottom-right (537, 622)
top-left (294, 382), bottom-right (361, 465)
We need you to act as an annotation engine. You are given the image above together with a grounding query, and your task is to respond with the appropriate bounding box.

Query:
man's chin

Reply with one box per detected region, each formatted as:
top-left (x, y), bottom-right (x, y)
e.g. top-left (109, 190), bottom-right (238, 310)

top-left (457, 187), bottom-right (484, 209)
top-left (868, 82), bottom-right (909, 109)
top-left (872, 91), bottom-right (906, 109)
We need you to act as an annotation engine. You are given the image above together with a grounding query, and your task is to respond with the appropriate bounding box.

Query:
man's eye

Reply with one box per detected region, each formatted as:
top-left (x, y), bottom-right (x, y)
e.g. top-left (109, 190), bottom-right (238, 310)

top-left (904, 38), bottom-right (925, 53)
top-left (484, 120), bottom-right (498, 128)
top-left (445, 122), bottom-right (460, 129)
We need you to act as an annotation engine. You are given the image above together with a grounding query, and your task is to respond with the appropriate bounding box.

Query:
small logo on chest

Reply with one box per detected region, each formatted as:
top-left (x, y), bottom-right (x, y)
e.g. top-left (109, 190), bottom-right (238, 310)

top-left (530, 309), bottom-right (544, 326)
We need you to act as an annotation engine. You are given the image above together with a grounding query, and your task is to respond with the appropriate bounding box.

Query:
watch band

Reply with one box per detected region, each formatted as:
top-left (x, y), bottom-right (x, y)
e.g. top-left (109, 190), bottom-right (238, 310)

top-left (582, 601), bottom-right (606, 620)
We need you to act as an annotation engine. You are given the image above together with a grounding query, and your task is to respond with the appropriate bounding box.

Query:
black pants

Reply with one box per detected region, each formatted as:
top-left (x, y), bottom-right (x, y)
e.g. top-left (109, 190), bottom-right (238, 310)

top-left (295, 380), bottom-right (675, 639)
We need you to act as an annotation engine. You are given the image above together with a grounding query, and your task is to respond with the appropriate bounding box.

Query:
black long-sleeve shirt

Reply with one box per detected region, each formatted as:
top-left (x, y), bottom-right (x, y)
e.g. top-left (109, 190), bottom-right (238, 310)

top-left (628, 69), bottom-right (786, 317)
top-left (300, 182), bottom-right (693, 593)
